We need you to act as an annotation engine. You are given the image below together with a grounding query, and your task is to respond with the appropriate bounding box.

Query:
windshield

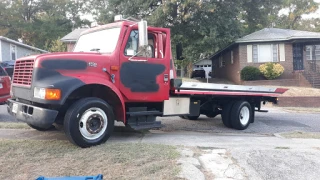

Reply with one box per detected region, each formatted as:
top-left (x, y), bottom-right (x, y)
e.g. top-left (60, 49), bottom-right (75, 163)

top-left (73, 27), bottom-right (121, 53)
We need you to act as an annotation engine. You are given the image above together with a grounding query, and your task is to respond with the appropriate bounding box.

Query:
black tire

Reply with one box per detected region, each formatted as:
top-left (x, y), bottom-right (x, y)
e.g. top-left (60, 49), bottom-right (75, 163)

top-left (186, 115), bottom-right (200, 120)
top-left (221, 102), bottom-right (234, 128)
top-left (230, 101), bottom-right (252, 130)
top-left (64, 97), bottom-right (115, 148)
top-left (27, 124), bottom-right (55, 131)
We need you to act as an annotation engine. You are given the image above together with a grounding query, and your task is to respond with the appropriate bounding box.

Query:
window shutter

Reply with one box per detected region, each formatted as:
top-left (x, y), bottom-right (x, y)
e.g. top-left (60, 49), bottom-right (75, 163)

top-left (247, 45), bottom-right (253, 63)
top-left (279, 44), bottom-right (285, 62)
top-left (231, 51), bottom-right (234, 64)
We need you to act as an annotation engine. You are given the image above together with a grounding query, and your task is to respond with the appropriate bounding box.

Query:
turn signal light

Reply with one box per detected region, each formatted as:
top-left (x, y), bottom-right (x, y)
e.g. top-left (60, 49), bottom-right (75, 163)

top-left (111, 66), bottom-right (119, 71)
top-left (45, 89), bottom-right (61, 100)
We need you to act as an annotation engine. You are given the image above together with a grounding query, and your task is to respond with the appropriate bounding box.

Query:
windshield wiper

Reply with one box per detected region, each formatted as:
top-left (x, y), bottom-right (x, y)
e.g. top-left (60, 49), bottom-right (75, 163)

top-left (90, 48), bottom-right (100, 52)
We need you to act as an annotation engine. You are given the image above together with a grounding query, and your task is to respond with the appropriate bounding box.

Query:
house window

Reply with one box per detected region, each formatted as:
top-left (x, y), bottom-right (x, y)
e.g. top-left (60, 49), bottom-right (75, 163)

top-left (272, 44), bottom-right (278, 62)
top-left (306, 45), bottom-right (320, 60)
top-left (252, 44), bottom-right (278, 63)
top-left (10, 44), bottom-right (17, 60)
top-left (219, 55), bottom-right (225, 68)
top-left (231, 51), bottom-right (234, 64)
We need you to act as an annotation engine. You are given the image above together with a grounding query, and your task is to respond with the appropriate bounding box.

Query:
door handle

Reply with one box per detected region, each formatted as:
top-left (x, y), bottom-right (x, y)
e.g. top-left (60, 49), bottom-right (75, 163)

top-left (164, 74), bottom-right (169, 82)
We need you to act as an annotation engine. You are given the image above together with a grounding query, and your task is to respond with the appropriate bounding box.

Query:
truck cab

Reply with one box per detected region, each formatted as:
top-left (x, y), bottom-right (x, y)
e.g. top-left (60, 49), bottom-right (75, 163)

top-left (7, 17), bottom-right (286, 148)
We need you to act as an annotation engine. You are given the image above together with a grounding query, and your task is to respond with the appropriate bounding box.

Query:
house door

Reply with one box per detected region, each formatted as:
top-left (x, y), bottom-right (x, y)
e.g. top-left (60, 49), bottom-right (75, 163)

top-left (293, 43), bottom-right (304, 71)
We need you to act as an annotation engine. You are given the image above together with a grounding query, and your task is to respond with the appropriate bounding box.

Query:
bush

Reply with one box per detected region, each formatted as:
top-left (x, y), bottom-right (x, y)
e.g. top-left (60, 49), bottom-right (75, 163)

top-left (240, 66), bottom-right (261, 81)
top-left (259, 62), bottom-right (284, 80)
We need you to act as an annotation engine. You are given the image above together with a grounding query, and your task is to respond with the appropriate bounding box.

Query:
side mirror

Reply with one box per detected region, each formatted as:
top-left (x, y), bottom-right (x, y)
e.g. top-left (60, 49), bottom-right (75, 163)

top-left (138, 20), bottom-right (148, 48)
top-left (176, 43), bottom-right (183, 60)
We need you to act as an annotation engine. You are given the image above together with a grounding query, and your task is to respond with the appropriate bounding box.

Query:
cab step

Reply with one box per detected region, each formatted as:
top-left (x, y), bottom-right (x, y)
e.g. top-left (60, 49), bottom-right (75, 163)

top-left (126, 107), bottom-right (163, 130)
top-left (126, 110), bottom-right (163, 117)
top-left (127, 121), bottom-right (163, 131)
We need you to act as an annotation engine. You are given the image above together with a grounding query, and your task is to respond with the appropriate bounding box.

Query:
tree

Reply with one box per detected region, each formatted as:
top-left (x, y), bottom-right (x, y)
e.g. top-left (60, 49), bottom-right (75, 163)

top-left (274, 0), bottom-right (319, 29)
top-left (45, 37), bottom-right (67, 52)
top-left (89, 0), bottom-right (242, 77)
top-left (239, 0), bottom-right (283, 34)
top-left (0, 0), bottom-right (91, 51)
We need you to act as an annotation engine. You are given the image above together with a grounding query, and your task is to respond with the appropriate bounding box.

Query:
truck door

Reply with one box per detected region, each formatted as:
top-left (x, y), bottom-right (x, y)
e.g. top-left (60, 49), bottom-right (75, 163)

top-left (119, 27), bottom-right (170, 102)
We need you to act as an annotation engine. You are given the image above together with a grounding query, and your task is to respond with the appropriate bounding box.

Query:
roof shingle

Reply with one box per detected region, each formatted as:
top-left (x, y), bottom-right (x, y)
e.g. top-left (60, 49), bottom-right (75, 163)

top-left (60, 28), bottom-right (88, 42)
top-left (236, 28), bottom-right (320, 43)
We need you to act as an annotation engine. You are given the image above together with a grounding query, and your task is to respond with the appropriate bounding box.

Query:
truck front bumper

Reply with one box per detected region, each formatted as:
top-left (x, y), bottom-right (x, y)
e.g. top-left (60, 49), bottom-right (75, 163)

top-left (7, 99), bottom-right (59, 129)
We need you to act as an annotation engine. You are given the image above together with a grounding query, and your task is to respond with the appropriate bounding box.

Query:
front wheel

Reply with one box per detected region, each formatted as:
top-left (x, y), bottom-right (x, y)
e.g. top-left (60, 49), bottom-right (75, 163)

top-left (64, 97), bottom-right (114, 148)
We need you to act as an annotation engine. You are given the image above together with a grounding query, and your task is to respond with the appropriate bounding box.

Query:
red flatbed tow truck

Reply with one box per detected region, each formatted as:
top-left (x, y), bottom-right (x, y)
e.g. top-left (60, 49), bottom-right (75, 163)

top-left (6, 16), bottom-right (287, 147)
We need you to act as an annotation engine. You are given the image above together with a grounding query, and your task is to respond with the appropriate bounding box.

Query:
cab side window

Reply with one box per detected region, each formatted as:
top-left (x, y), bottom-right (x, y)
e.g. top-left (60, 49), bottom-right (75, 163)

top-left (124, 30), bottom-right (155, 58)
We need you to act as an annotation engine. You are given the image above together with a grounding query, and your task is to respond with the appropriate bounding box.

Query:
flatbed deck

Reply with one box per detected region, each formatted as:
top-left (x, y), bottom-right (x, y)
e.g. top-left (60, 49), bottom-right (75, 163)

top-left (173, 82), bottom-right (287, 97)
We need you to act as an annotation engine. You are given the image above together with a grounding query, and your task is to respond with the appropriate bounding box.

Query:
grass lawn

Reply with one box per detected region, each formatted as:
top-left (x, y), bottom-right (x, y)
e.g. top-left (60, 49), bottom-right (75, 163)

top-left (0, 122), bottom-right (31, 129)
top-left (0, 139), bottom-right (180, 179)
top-left (281, 107), bottom-right (320, 113)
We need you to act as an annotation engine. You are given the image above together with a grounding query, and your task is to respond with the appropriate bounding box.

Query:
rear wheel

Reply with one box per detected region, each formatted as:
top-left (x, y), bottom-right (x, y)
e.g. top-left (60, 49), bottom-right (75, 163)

top-left (221, 102), bottom-right (234, 128)
top-left (64, 97), bottom-right (114, 148)
top-left (230, 101), bottom-right (252, 130)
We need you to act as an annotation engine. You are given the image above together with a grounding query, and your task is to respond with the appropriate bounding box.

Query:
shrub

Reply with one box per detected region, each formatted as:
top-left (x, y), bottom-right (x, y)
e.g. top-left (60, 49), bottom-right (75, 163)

top-left (259, 62), bottom-right (284, 80)
top-left (240, 66), bottom-right (261, 81)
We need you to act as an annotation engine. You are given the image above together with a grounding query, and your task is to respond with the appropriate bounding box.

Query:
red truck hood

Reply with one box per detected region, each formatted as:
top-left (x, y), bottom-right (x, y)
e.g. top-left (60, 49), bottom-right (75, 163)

top-left (17, 51), bottom-right (109, 63)
top-left (13, 52), bottom-right (114, 87)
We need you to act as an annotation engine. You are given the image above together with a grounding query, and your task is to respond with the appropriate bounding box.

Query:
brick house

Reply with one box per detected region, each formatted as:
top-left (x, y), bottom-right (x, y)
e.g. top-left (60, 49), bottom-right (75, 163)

top-left (209, 28), bottom-right (320, 88)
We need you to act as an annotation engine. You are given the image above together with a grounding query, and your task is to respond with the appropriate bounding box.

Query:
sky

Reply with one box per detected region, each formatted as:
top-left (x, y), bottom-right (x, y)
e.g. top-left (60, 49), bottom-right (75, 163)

top-left (302, 0), bottom-right (320, 19)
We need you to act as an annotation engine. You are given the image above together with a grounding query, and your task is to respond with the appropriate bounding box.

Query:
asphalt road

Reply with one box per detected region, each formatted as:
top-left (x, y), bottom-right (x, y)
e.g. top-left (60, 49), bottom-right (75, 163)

top-left (1, 104), bottom-right (320, 135)
top-left (159, 106), bottom-right (320, 135)
top-left (1, 104), bottom-right (320, 180)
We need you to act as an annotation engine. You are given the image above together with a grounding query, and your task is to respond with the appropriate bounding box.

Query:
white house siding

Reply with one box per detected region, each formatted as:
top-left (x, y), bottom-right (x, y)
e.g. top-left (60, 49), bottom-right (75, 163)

top-left (17, 45), bottom-right (36, 58)
top-left (0, 40), bottom-right (40, 62)
top-left (194, 59), bottom-right (212, 78)
top-left (0, 40), bottom-right (10, 61)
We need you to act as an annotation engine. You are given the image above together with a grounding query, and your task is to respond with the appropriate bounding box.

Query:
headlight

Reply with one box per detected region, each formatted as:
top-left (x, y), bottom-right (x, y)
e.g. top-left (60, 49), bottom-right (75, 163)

top-left (34, 87), bottom-right (61, 100)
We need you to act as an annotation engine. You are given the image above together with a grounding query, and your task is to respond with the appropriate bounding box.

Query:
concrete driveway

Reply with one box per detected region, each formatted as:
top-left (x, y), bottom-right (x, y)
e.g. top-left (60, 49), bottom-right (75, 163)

top-left (1, 104), bottom-right (320, 180)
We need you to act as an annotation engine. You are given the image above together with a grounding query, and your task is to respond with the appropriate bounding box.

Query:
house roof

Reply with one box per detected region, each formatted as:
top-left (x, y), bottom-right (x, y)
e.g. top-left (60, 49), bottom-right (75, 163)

top-left (60, 28), bottom-right (88, 42)
top-left (208, 28), bottom-right (320, 60)
top-left (236, 28), bottom-right (320, 43)
top-left (0, 36), bottom-right (47, 53)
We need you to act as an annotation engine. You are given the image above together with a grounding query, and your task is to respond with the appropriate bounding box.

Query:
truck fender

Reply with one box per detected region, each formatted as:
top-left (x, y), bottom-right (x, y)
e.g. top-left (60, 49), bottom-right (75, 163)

top-left (62, 77), bottom-right (126, 123)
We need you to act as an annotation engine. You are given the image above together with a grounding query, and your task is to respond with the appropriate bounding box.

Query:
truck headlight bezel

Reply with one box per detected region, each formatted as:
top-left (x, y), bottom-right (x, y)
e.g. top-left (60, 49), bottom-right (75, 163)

top-left (34, 87), bottom-right (61, 100)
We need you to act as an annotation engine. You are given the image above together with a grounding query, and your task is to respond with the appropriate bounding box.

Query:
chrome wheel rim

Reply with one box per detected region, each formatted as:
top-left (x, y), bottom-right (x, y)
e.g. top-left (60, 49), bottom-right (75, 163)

top-left (239, 106), bottom-right (250, 126)
top-left (79, 107), bottom-right (108, 140)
